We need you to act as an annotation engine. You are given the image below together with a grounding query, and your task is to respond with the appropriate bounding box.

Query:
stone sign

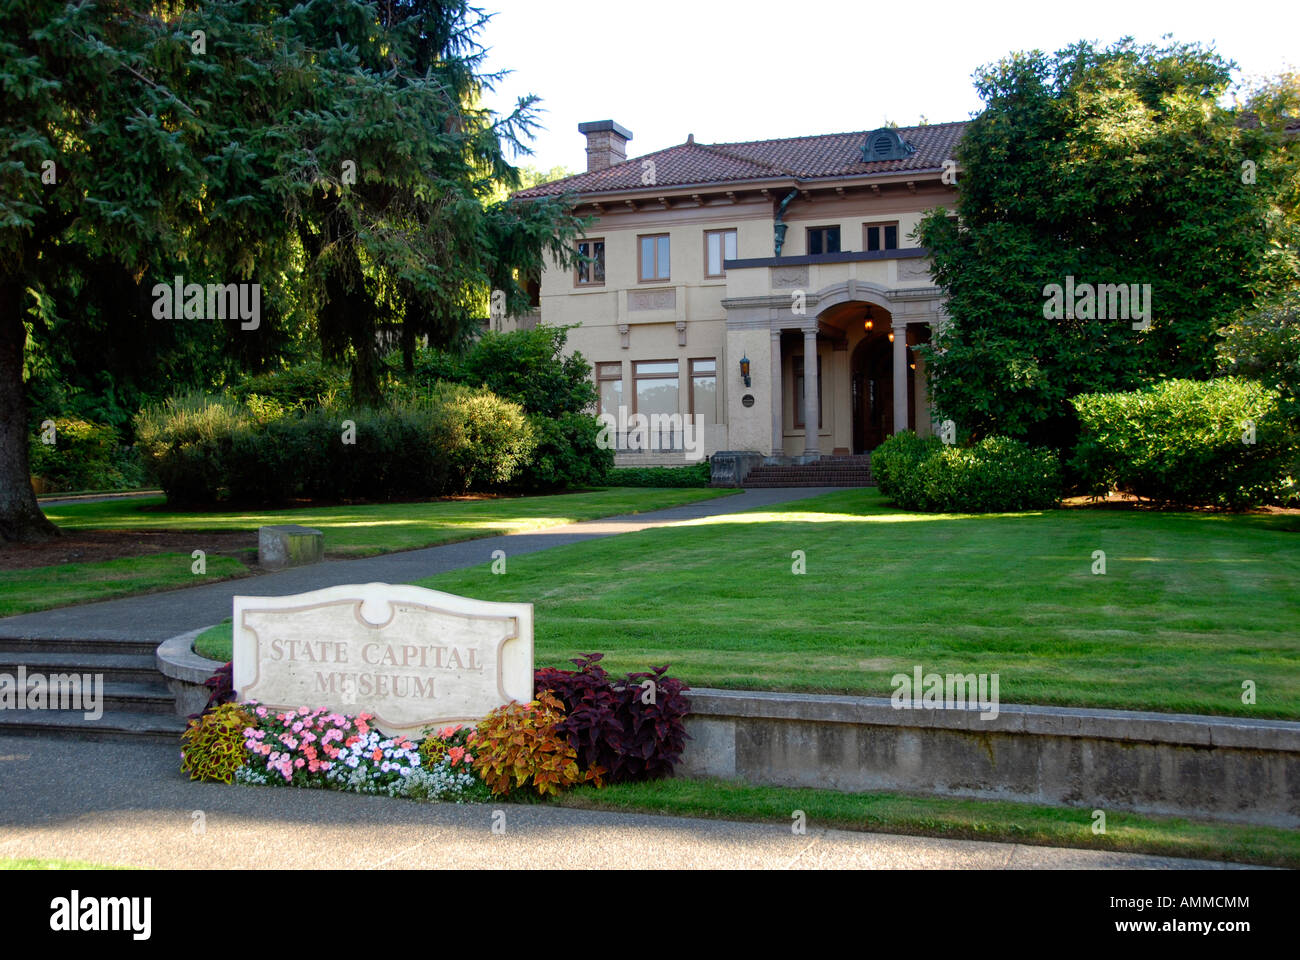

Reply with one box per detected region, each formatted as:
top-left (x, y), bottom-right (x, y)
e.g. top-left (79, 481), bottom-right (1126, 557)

top-left (231, 582), bottom-right (533, 738)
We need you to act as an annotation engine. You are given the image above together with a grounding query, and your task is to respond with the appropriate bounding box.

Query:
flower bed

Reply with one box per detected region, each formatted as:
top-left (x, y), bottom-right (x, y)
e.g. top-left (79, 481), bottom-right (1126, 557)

top-left (181, 655), bottom-right (690, 804)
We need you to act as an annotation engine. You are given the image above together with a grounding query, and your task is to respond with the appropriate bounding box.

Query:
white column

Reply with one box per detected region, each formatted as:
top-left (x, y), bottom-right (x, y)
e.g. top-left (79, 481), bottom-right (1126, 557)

top-left (770, 329), bottom-right (783, 457)
top-left (803, 328), bottom-right (820, 457)
top-left (892, 322), bottom-right (908, 435)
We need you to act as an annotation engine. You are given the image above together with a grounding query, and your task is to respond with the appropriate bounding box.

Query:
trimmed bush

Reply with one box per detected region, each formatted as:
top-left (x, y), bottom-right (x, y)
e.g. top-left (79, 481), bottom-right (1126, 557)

top-left (520, 412), bottom-right (613, 490)
top-left (137, 388), bottom-right (533, 505)
top-left (27, 416), bottom-right (131, 492)
top-left (135, 395), bottom-right (251, 505)
top-left (912, 436), bottom-right (1063, 512)
top-left (605, 462), bottom-right (711, 487)
top-left (873, 431), bottom-right (1061, 512)
top-left (1071, 378), bottom-right (1295, 509)
top-left (428, 383), bottom-right (536, 493)
top-left (871, 431), bottom-right (943, 504)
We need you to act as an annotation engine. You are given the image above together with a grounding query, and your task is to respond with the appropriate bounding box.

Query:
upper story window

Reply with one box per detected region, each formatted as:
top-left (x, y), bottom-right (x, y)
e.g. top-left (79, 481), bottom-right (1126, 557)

top-left (806, 226), bottom-right (841, 256)
top-left (704, 229), bottom-right (738, 278)
top-left (638, 234), bottom-right (671, 282)
top-left (864, 222), bottom-right (899, 252)
top-left (575, 239), bottom-right (605, 286)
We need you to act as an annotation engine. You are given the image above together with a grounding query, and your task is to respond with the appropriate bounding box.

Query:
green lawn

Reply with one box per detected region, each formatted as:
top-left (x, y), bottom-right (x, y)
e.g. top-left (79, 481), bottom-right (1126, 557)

top-left (0, 554), bottom-right (247, 618)
top-left (402, 488), bottom-right (1300, 718)
top-left (558, 778), bottom-right (1300, 868)
top-left (43, 487), bottom-right (734, 556)
top-left (0, 488), bottom-right (734, 618)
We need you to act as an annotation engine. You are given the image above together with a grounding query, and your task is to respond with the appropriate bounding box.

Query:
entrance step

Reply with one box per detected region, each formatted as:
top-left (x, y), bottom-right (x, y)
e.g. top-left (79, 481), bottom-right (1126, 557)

top-left (742, 455), bottom-right (874, 488)
top-left (0, 636), bottom-right (184, 743)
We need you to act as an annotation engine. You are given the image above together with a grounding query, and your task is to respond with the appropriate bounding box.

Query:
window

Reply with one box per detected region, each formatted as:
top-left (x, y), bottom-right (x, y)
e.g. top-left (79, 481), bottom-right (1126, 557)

top-left (806, 226), bottom-right (841, 256)
top-left (575, 239), bottom-right (605, 286)
top-left (864, 222), bottom-right (899, 252)
top-left (793, 355), bottom-right (823, 429)
top-left (633, 360), bottom-right (679, 416)
top-left (704, 230), bottom-right (738, 278)
top-left (596, 362), bottom-right (623, 418)
top-left (689, 358), bottom-right (717, 424)
top-left (638, 234), bottom-right (671, 282)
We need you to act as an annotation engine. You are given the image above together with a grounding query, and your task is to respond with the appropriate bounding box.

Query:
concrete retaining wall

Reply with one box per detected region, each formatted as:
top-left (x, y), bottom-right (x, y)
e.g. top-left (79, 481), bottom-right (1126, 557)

top-left (678, 688), bottom-right (1300, 827)
top-left (158, 632), bottom-right (1300, 827)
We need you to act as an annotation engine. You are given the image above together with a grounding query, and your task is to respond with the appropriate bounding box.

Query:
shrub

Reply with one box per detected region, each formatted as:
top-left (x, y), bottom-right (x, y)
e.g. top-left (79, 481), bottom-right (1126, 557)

top-left (537, 653), bottom-right (691, 784)
top-left (136, 388), bottom-right (532, 505)
top-left (428, 383), bottom-right (536, 493)
top-left (914, 437), bottom-right (1062, 512)
top-left (460, 326), bottom-right (597, 418)
top-left (605, 462), bottom-right (711, 487)
top-left (874, 433), bottom-right (1062, 512)
top-left (870, 431), bottom-right (942, 504)
top-left (519, 412), bottom-right (613, 490)
top-left (229, 360), bottom-right (349, 410)
top-left (27, 416), bottom-right (126, 492)
top-left (181, 703), bottom-right (257, 783)
top-left (471, 692), bottom-right (596, 797)
top-left (135, 394), bottom-right (251, 505)
top-left (1070, 378), bottom-right (1296, 509)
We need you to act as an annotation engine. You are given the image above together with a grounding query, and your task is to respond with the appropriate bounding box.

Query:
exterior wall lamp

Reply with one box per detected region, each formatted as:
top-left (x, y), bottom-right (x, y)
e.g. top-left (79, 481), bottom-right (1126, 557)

top-left (863, 305), bottom-right (874, 331)
top-left (887, 330), bottom-right (895, 343)
top-left (740, 354), bottom-right (751, 387)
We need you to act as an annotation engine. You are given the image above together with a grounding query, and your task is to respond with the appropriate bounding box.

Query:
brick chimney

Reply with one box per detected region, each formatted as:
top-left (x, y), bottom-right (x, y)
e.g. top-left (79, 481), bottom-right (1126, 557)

top-left (578, 120), bottom-right (632, 172)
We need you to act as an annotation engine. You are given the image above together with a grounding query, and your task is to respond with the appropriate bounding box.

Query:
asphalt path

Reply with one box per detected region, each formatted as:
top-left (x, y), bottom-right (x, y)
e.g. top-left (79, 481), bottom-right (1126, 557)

top-left (0, 736), bottom-right (1248, 870)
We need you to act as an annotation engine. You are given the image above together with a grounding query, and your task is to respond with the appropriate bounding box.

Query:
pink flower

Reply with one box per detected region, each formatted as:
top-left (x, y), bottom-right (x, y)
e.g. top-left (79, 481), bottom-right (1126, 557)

top-left (294, 758), bottom-right (305, 769)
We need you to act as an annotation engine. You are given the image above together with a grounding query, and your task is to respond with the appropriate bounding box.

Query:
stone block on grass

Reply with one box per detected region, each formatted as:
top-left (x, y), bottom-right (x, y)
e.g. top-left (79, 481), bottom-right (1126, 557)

top-left (258, 525), bottom-right (324, 569)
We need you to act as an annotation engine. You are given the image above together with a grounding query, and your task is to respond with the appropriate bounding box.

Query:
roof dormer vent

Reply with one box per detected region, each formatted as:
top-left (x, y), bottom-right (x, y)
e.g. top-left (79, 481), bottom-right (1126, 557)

top-left (860, 128), bottom-right (916, 162)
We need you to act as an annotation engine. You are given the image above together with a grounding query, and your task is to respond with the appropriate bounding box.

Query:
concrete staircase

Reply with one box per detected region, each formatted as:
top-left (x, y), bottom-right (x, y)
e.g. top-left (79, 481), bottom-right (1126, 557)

top-left (0, 636), bottom-right (188, 743)
top-left (741, 455), bottom-right (874, 488)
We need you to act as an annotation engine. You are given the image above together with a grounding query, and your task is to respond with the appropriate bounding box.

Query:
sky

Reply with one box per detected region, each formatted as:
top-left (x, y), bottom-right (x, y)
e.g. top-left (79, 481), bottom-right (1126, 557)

top-left (477, 0), bottom-right (1298, 175)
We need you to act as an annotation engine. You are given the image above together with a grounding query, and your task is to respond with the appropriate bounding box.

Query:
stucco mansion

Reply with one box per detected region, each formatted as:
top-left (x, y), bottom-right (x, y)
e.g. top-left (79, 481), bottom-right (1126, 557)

top-left (511, 119), bottom-right (962, 471)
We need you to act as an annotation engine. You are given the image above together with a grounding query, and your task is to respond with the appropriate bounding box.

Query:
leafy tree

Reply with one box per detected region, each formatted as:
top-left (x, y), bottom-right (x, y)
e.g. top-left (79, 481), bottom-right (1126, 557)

top-left (1217, 288), bottom-right (1300, 417)
top-left (917, 39), bottom-right (1300, 448)
top-left (0, 1), bottom-right (583, 541)
top-left (461, 326), bottom-right (597, 417)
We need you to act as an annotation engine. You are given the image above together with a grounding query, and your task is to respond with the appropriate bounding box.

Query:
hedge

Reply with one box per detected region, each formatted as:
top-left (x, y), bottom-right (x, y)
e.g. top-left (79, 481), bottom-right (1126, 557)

top-left (1070, 378), bottom-right (1295, 509)
top-left (136, 387), bottom-right (534, 505)
top-left (605, 462), bottom-right (711, 487)
top-left (872, 431), bottom-right (1062, 512)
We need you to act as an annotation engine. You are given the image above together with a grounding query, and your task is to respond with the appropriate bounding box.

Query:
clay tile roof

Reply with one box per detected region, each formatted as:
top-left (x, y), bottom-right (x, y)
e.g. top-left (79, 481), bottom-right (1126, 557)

top-left (512, 120), bottom-right (969, 200)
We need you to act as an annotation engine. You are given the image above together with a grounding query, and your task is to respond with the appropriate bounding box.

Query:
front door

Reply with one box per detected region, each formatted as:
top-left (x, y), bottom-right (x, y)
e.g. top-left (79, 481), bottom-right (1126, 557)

top-left (852, 334), bottom-right (893, 453)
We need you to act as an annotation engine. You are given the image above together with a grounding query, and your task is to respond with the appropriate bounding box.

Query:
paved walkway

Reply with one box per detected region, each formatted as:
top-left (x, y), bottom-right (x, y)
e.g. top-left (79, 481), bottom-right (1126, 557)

top-left (0, 487), bottom-right (834, 641)
top-left (0, 736), bottom-right (1248, 870)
